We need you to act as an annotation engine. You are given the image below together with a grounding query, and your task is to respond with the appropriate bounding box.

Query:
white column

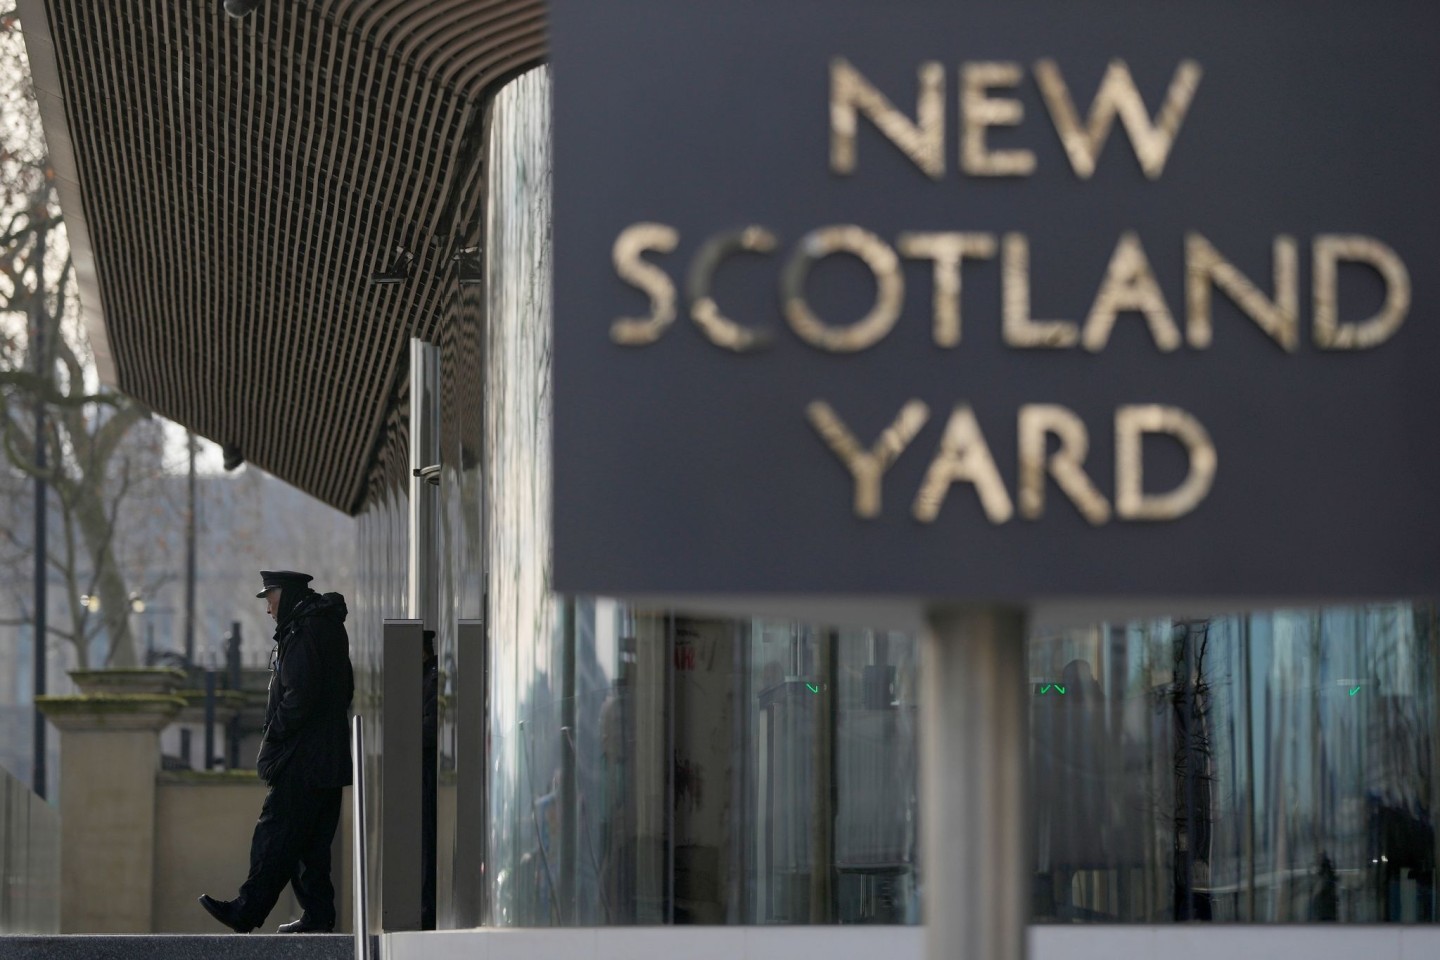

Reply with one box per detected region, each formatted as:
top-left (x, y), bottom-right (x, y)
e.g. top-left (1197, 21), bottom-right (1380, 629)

top-left (921, 606), bottom-right (1029, 960)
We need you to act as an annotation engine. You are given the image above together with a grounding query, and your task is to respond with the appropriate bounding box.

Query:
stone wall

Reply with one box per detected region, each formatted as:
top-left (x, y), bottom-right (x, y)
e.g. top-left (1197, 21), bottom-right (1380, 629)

top-left (153, 774), bottom-right (353, 933)
top-left (39, 676), bottom-right (356, 934)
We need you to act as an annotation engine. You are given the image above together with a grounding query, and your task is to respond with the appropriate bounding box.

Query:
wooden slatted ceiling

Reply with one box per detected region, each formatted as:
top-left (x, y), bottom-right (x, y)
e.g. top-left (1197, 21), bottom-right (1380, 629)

top-left (26, 0), bottom-right (545, 513)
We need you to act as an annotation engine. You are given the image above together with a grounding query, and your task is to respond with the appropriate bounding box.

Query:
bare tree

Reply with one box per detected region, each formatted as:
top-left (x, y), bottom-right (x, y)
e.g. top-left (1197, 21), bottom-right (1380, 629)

top-left (0, 10), bottom-right (161, 669)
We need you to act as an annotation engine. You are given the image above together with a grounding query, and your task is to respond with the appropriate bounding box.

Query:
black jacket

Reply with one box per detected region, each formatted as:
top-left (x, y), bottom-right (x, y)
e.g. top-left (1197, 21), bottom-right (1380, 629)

top-left (256, 591), bottom-right (355, 788)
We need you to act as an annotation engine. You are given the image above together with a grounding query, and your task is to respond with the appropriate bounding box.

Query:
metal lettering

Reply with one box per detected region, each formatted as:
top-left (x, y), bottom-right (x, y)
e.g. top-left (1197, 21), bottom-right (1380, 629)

top-left (784, 226), bottom-right (905, 353)
top-left (830, 57), bottom-right (945, 179)
top-left (1034, 58), bottom-right (1202, 180)
top-left (1018, 405), bottom-right (1111, 525)
top-left (1114, 405), bottom-right (1217, 521)
top-left (897, 231), bottom-right (997, 347)
top-left (1082, 231), bottom-right (1181, 352)
top-left (913, 405), bottom-right (1014, 524)
top-left (1002, 233), bottom-right (1079, 349)
top-left (1313, 234), bottom-right (1411, 350)
top-left (808, 399), bottom-right (931, 519)
top-left (610, 223), bottom-right (680, 346)
top-left (960, 62), bottom-right (1037, 177)
top-left (1186, 233), bottom-right (1299, 351)
top-left (686, 226), bottom-right (778, 352)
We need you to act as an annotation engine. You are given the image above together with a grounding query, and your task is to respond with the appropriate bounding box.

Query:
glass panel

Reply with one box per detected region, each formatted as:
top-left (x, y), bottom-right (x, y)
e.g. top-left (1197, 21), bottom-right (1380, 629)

top-left (1030, 606), bottom-right (1439, 923)
top-left (474, 63), bottom-right (1440, 928)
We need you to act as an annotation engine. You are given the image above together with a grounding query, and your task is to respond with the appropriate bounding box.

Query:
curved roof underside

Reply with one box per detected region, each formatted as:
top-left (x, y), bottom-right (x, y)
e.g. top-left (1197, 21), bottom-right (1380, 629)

top-left (18, 0), bottom-right (546, 512)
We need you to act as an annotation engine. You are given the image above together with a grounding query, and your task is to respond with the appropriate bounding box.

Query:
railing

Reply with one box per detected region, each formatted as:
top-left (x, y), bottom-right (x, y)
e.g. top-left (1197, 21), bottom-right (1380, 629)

top-left (351, 715), bottom-right (371, 960)
top-left (0, 764), bottom-right (59, 934)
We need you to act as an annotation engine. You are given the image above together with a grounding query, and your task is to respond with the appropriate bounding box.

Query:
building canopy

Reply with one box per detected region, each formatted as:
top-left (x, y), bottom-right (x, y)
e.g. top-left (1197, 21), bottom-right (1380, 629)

top-left (19, 0), bottom-right (545, 512)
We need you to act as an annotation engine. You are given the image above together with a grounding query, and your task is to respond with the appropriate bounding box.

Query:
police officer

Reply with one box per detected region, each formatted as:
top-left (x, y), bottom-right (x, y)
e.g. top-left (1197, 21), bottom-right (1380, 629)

top-left (199, 570), bottom-right (354, 934)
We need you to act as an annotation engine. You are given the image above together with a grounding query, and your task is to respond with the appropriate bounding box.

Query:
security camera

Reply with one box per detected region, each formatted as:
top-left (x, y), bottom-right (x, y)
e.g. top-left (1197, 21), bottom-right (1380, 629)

top-left (223, 0), bottom-right (261, 18)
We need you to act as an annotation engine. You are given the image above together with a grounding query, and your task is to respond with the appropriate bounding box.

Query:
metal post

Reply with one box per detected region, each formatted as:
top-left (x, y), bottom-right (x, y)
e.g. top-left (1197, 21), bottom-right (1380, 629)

top-left (204, 670), bottom-right (217, 769)
top-left (453, 618), bottom-right (488, 927)
top-left (227, 622), bottom-right (242, 768)
top-left (381, 619), bottom-right (424, 930)
top-left (921, 605), bottom-right (1029, 960)
top-left (351, 715), bottom-right (371, 960)
top-left (180, 431), bottom-right (197, 767)
top-left (810, 628), bottom-right (835, 922)
top-left (559, 599), bottom-right (577, 923)
top-left (407, 338), bottom-right (440, 928)
top-left (30, 299), bottom-right (47, 801)
top-left (227, 621), bottom-right (242, 688)
top-left (406, 338), bottom-right (440, 630)
top-left (184, 430), bottom-right (197, 665)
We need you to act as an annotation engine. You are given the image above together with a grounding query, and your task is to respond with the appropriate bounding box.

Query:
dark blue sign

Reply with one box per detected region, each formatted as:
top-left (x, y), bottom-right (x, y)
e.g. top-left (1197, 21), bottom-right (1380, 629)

top-left (551, 0), bottom-right (1440, 601)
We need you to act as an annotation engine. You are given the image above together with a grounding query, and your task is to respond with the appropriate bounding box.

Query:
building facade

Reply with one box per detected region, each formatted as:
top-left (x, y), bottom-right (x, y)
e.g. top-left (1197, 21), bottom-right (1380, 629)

top-left (355, 64), bottom-right (1440, 930)
top-left (17, 1), bottom-right (1440, 956)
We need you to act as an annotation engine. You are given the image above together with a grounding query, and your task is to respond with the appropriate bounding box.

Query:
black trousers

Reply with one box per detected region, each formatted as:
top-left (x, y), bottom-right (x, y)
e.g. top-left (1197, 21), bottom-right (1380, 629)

top-left (237, 771), bottom-right (343, 928)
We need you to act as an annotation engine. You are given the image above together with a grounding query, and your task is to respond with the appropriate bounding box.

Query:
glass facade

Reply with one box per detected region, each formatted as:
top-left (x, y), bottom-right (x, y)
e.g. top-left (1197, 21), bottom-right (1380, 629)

top-left (1030, 610), bottom-right (1438, 922)
top-left (351, 65), bottom-right (1440, 929)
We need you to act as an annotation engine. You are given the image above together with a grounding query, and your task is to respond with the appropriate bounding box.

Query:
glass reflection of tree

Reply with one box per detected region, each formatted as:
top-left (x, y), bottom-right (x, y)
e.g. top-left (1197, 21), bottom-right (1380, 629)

top-left (1361, 605), bottom-right (1435, 922)
top-left (1167, 620), bottom-right (1215, 921)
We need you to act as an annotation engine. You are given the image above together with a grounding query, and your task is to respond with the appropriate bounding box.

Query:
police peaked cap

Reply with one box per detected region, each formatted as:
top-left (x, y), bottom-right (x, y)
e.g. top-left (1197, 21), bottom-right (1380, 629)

top-left (256, 570), bottom-right (314, 598)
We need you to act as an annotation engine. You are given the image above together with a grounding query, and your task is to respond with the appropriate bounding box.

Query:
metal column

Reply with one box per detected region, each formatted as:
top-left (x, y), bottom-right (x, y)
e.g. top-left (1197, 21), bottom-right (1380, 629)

top-left (382, 618), bottom-right (425, 930)
top-left (406, 337), bottom-right (440, 929)
top-left (351, 715), bottom-right (372, 959)
top-left (407, 338), bottom-right (440, 630)
top-left (921, 605), bottom-right (1029, 960)
top-left (453, 618), bottom-right (489, 927)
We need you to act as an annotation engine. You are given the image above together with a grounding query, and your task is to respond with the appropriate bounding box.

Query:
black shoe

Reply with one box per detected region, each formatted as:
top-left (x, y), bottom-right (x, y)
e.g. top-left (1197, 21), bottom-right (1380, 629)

top-left (278, 914), bottom-right (335, 934)
top-left (198, 894), bottom-right (255, 934)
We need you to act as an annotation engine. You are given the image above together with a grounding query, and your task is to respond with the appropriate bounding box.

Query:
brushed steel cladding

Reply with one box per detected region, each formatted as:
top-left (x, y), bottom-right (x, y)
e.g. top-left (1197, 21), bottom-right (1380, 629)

top-left (23, 0), bottom-right (545, 513)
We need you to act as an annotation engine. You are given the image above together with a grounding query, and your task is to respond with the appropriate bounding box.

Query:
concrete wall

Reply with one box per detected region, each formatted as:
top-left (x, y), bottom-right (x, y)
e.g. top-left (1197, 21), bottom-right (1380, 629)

top-left (153, 775), bottom-right (353, 933)
top-left (44, 683), bottom-right (357, 935)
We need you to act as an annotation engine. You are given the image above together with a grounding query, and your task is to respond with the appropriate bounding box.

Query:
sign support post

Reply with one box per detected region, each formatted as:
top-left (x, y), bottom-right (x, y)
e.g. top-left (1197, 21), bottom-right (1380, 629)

top-left (921, 605), bottom-right (1029, 960)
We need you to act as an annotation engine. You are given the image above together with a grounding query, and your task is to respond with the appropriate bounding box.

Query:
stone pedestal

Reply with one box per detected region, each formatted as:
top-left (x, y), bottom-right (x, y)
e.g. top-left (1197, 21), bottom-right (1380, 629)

top-left (36, 694), bottom-right (185, 933)
top-left (68, 668), bottom-right (188, 696)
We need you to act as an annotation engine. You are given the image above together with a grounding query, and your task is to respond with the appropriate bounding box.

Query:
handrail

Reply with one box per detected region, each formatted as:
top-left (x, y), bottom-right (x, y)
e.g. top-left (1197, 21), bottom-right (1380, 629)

top-left (351, 715), bottom-right (371, 960)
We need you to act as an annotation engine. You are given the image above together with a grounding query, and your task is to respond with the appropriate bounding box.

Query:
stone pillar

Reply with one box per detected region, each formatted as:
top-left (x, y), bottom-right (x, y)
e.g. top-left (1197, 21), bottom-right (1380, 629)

top-left (36, 693), bottom-right (184, 933)
top-left (67, 668), bottom-right (188, 695)
top-left (921, 607), bottom-right (1029, 960)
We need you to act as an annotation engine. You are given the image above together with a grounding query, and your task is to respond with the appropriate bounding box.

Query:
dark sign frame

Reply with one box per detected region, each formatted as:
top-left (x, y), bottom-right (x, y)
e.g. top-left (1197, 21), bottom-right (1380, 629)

top-left (551, 0), bottom-right (1440, 601)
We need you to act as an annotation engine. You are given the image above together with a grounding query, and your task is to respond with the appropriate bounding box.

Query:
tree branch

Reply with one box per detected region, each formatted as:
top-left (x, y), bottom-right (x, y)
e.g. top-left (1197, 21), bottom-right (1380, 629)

top-left (0, 367), bottom-right (116, 408)
top-left (0, 403), bottom-right (60, 485)
top-left (87, 398), bottom-right (146, 468)
top-left (0, 213), bottom-right (60, 251)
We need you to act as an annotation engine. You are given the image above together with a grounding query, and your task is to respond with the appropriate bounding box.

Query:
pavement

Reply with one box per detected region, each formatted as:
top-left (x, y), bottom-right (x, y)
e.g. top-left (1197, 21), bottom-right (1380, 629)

top-left (0, 934), bottom-right (362, 960)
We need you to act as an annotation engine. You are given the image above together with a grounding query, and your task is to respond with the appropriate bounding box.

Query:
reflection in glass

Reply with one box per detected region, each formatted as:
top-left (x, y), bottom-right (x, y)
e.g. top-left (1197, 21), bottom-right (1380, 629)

top-left (468, 64), bottom-right (1440, 928)
top-left (1031, 607), bottom-right (1438, 922)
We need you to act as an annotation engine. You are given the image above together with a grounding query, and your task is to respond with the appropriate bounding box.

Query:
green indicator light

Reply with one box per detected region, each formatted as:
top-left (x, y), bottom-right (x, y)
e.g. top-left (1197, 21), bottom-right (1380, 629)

top-left (806, 683), bottom-right (820, 694)
top-left (1039, 685), bottom-right (1051, 695)
top-left (1054, 685), bottom-right (1067, 695)
top-left (1349, 685), bottom-right (1361, 697)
